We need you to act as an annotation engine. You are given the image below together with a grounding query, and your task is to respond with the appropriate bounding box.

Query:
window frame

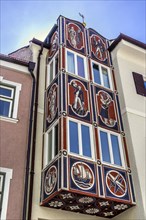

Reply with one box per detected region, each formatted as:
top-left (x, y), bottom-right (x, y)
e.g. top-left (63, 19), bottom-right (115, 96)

top-left (0, 77), bottom-right (21, 121)
top-left (68, 118), bottom-right (95, 160)
top-left (47, 52), bottom-right (59, 87)
top-left (0, 168), bottom-right (13, 220)
top-left (98, 127), bottom-right (125, 168)
top-left (91, 60), bottom-right (113, 90)
top-left (66, 48), bottom-right (88, 80)
top-left (43, 121), bottom-right (59, 168)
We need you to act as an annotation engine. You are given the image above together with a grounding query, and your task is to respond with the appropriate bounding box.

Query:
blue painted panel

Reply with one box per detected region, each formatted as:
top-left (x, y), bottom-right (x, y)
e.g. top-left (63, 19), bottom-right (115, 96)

top-left (98, 166), bottom-right (104, 196)
top-left (129, 174), bottom-right (136, 203)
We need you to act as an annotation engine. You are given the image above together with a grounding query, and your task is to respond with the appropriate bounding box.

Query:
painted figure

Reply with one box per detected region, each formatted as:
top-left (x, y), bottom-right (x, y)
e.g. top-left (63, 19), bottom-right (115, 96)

top-left (52, 32), bottom-right (58, 50)
top-left (71, 81), bottom-right (85, 115)
top-left (68, 26), bottom-right (77, 48)
top-left (100, 92), bottom-right (112, 124)
top-left (47, 86), bottom-right (57, 122)
top-left (93, 36), bottom-right (105, 60)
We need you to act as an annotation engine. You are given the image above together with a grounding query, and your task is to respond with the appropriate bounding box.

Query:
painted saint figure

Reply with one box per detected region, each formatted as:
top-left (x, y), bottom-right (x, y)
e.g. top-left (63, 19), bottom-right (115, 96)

top-left (47, 86), bottom-right (57, 122)
top-left (100, 92), bottom-right (112, 124)
top-left (68, 26), bottom-right (77, 48)
top-left (93, 36), bottom-right (105, 60)
top-left (71, 81), bottom-right (85, 116)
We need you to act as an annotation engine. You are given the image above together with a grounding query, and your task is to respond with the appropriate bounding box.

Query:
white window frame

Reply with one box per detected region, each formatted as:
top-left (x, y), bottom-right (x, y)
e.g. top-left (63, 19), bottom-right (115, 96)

top-left (91, 60), bottom-right (113, 90)
top-left (66, 48), bottom-right (88, 80)
top-left (98, 127), bottom-right (125, 168)
top-left (68, 118), bottom-right (95, 161)
top-left (47, 52), bottom-right (59, 87)
top-left (0, 167), bottom-right (13, 220)
top-left (43, 121), bottom-right (59, 168)
top-left (0, 76), bottom-right (21, 121)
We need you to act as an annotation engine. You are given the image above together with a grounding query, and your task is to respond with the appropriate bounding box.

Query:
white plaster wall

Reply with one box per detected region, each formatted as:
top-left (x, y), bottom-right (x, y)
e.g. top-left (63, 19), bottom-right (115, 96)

top-left (111, 40), bottom-right (146, 220)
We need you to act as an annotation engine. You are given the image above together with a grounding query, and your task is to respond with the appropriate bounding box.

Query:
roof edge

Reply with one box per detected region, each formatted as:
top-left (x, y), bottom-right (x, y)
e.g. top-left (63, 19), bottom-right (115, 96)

top-left (0, 53), bottom-right (29, 66)
top-left (108, 33), bottom-right (146, 52)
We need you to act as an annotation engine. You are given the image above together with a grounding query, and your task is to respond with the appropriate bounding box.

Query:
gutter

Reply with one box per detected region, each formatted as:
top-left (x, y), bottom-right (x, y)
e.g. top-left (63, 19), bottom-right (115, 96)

top-left (22, 61), bottom-right (36, 220)
top-left (27, 43), bottom-right (44, 220)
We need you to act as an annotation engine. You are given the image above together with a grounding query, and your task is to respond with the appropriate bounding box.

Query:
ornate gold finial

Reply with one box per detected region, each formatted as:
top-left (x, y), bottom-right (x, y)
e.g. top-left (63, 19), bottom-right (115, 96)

top-left (79, 13), bottom-right (86, 27)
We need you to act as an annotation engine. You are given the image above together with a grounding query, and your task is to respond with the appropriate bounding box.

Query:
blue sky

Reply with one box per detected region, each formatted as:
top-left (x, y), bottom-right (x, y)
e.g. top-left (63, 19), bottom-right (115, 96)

top-left (1, 0), bottom-right (146, 55)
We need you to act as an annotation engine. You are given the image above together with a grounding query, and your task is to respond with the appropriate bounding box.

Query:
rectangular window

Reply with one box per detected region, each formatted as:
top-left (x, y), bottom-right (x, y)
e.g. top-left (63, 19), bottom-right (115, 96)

top-left (66, 49), bottom-right (87, 79)
top-left (67, 51), bottom-right (75, 73)
top-left (0, 172), bottom-right (5, 217)
top-left (69, 119), bottom-right (93, 159)
top-left (132, 72), bottom-right (146, 96)
top-left (47, 53), bottom-right (59, 86)
top-left (93, 63), bottom-right (101, 85)
top-left (92, 61), bottom-right (112, 89)
top-left (0, 78), bottom-right (21, 120)
top-left (46, 123), bottom-right (59, 164)
top-left (99, 128), bottom-right (124, 167)
top-left (0, 168), bottom-right (12, 220)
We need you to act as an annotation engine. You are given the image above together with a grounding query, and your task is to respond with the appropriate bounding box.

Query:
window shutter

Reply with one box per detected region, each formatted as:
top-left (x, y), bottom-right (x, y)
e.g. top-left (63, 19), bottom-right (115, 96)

top-left (132, 72), bottom-right (146, 96)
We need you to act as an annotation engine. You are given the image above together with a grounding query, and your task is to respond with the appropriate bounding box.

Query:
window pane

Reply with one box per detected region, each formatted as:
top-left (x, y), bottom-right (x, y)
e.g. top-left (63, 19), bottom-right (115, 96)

top-left (144, 81), bottom-right (146, 89)
top-left (100, 131), bottom-right (111, 163)
top-left (93, 63), bottom-right (101, 84)
top-left (67, 51), bottom-right (75, 73)
top-left (0, 87), bottom-right (12, 97)
top-left (81, 125), bottom-right (91, 157)
top-left (54, 124), bottom-right (58, 157)
top-left (77, 56), bottom-right (85, 78)
top-left (50, 62), bottom-right (53, 83)
top-left (102, 67), bottom-right (110, 88)
top-left (0, 100), bottom-right (10, 117)
top-left (69, 121), bottom-right (79, 154)
top-left (111, 134), bottom-right (122, 166)
top-left (48, 130), bottom-right (52, 162)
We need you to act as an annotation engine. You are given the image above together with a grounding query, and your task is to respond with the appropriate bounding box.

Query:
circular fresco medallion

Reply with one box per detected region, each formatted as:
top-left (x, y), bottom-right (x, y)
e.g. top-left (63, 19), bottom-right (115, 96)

top-left (106, 170), bottom-right (127, 197)
top-left (44, 165), bottom-right (57, 195)
top-left (71, 162), bottom-right (94, 190)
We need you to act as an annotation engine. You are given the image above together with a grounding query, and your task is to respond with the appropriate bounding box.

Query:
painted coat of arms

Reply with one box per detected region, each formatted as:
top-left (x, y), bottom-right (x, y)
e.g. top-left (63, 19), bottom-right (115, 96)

top-left (66, 23), bottom-right (84, 50)
top-left (71, 162), bottom-right (94, 190)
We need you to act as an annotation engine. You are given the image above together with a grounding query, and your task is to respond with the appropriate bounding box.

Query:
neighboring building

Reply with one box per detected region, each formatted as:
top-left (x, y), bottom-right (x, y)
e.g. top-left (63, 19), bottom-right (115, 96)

top-left (1, 15), bottom-right (145, 220)
top-left (0, 54), bottom-right (35, 219)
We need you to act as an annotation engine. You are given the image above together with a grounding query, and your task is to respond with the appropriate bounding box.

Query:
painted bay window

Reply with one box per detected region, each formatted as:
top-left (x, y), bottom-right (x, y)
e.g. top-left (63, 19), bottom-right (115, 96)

top-left (67, 49), bottom-right (87, 79)
top-left (44, 123), bottom-right (59, 167)
top-left (68, 119), bottom-right (94, 159)
top-left (47, 53), bottom-right (59, 86)
top-left (92, 61), bottom-right (112, 89)
top-left (0, 77), bottom-right (21, 120)
top-left (98, 128), bottom-right (125, 167)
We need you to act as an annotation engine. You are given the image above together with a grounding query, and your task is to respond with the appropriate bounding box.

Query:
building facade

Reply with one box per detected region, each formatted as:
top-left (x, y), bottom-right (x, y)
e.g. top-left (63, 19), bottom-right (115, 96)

top-left (0, 54), bottom-right (34, 219)
top-left (1, 15), bottom-right (145, 220)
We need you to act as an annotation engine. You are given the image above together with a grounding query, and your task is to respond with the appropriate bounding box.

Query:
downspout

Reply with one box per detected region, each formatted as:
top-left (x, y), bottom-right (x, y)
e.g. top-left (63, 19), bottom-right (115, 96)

top-left (23, 61), bottom-right (36, 220)
top-left (27, 43), bottom-right (44, 220)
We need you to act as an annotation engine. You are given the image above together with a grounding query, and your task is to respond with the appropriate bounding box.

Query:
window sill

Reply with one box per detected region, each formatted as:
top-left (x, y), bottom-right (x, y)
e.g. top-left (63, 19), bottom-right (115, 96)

top-left (0, 116), bottom-right (19, 123)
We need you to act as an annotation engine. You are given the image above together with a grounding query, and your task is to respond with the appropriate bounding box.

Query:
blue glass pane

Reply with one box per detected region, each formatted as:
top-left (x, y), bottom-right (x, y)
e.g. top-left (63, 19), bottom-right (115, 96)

top-left (93, 63), bottom-right (101, 84)
top-left (0, 87), bottom-right (12, 97)
top-left (100, 131), bottom-right (111, 163)
top-left (0, 100), bottom-right (10, 116)
top-left (77, 56), bottom-right (85, 78)
top-left (102, 67), bottom-right (110, 88)
top-left (144, 81), bottom-right (146, 89)
top-left (81, 125), bottom-right (91, 157)
top-left (111, 134), bottom-right (122, 166)
top-left (67, 51), bottom-right (75, 73)
top-left (69, 121), bottom-right (79, 154)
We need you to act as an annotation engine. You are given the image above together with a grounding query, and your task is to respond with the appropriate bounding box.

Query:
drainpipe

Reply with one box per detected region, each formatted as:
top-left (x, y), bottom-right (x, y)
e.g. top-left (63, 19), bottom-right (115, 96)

top-left (27, 44), bottom-right (44, 220)
top-left (23, 61), bottom-right (36, 220)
